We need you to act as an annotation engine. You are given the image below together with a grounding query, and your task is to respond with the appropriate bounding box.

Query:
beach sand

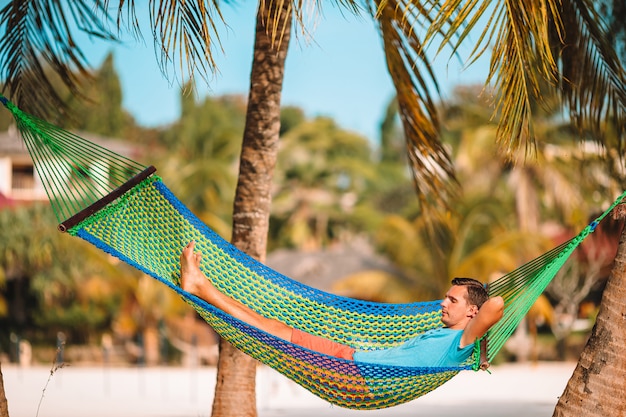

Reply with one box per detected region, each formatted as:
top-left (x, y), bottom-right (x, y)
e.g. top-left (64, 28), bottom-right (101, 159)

top-left (3, 361), bottom-right (575, 417)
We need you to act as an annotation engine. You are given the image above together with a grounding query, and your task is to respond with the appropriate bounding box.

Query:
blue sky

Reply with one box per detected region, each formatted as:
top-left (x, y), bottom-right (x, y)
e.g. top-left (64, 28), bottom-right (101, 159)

top-left (84, 3), bottom-right (489, 143)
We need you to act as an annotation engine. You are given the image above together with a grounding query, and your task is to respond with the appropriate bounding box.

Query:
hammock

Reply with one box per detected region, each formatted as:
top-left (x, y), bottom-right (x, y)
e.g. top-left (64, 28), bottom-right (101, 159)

top-left (1, 95), bottom-right (623, 410)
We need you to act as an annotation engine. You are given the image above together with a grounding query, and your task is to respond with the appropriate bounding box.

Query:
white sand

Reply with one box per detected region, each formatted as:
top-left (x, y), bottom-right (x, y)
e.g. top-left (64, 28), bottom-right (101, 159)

top-left (3, 362), bottom-right (576, 417)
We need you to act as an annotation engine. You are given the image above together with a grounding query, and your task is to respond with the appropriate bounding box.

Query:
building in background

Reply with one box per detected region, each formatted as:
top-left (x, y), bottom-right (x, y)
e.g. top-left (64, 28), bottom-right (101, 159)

top-left (0, 126), bottom-right (144, 208)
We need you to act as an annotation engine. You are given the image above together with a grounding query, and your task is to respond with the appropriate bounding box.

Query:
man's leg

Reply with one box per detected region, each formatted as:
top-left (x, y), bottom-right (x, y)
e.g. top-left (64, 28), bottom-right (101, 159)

top-left (180, 241), bottom-right (293, 341)
top-left (292, 329), bottom-right (355, 360)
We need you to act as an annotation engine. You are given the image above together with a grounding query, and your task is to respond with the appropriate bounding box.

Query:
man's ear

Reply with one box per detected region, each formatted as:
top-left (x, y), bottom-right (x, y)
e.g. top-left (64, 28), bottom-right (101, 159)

top-left (468, 305), bottom-right (479, 318)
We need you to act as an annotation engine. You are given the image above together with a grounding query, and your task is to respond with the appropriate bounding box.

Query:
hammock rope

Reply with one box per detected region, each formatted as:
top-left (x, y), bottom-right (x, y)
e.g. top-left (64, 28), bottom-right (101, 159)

top-left (2, 94), bottom-right (623, 409)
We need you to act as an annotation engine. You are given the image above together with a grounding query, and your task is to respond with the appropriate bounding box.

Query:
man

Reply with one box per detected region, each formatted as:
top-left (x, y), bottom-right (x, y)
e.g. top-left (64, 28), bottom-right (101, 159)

top-left (180, 241), bottom-right (504, 368)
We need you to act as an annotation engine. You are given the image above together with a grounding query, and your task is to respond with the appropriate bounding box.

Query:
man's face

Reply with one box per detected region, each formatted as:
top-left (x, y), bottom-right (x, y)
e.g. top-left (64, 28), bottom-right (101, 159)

top-left (440, 285), bottom-right (477, 329)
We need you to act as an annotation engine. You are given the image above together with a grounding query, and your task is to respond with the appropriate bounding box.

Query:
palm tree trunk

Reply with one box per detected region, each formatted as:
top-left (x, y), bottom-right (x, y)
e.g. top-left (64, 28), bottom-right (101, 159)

top-left (211, 2), bottom-right (292, 416)
top-left (553, 205), bottom-right (626, 416)
top-left (0, 362), bottom-right (9, 417)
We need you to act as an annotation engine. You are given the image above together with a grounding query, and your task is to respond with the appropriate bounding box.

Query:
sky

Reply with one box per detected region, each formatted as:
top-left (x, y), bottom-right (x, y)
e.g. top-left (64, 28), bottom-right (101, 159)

top-left (83, 3), bottom-right (490, 143)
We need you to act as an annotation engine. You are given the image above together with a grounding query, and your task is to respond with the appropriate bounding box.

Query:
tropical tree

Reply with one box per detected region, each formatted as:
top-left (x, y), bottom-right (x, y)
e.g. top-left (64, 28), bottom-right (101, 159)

top-left (442, 83), bottom-right (626, 355)
top-left (0, 2), bottom-right (624, 417)
top-left (0, 204), bottom-right (55, 335)
top-left (375, 88), bottom-right (560, 300)
top-left (110, 272), bottom-right (192, 365)
top-left (271, 116), bottom-right (377, 250)
top-left (62, 52), bottom-right (129, 137)
top-left (370, 97), bottom-right (417, 215)
top-left (375, 202), bottom-right (519, 299)
top-left (0, 204), bottom-right (131, 344)
top-left (159, 88), bottom-right (246, 236)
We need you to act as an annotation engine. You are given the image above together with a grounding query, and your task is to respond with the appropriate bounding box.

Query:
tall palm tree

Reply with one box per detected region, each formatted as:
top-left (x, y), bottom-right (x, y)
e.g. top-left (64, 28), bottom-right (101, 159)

top-left (0, 1), bottom-right (624, 416)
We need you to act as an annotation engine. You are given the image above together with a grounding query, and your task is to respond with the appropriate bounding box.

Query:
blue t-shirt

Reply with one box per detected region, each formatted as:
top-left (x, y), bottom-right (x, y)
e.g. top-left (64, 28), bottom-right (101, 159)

top-left (352, 328), bottom-right (473, 368)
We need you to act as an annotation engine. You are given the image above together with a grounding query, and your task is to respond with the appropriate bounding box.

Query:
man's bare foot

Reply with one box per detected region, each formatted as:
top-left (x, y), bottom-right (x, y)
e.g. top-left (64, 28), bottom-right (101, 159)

top-left (180, 241), bottom-right (294, 342)
top-left (180, 241), bottom-right (217, 300)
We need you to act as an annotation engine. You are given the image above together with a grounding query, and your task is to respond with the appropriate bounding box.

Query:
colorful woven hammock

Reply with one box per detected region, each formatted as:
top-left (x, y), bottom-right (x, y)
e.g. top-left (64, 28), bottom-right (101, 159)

top-left (2, 95), bottom-right (623, 409)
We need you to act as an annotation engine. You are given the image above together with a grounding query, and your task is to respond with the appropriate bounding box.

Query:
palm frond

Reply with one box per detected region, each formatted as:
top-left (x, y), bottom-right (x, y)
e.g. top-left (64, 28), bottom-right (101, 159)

top-left (145, 0), bottom-right (225, 85)
top-left (101, 0), bottom-right (142, 40)
top-left (426, 0), bottom-right (626, 158)
top-left (556, 0), bottom-right (626, 146)
top-left (472, 0), bottom-right (559, 155)
top-left (0, 0), bottom-right (117, 116)
top-left (375, 0), bottom-right (459, 216)
top-left (258, 0), bottom-right (296, 52)
top-left (488, 0), bottom-right (560, 156)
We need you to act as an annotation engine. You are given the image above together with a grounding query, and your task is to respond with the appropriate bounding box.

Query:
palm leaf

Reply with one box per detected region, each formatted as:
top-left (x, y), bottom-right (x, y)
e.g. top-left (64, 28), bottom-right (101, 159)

top-left (0, 0), bottom-right (117, 116)
top-left (375, 0), bottom-right (459, 216)
top-left (556, 0), bottom-right (626, 145)
top-left (426, 0), bottom-right (625, 158)
top-left (144, 0), bottom-right (226, 83)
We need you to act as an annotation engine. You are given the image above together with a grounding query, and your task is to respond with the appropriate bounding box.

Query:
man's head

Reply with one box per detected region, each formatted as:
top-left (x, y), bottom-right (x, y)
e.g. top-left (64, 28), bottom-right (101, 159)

top-left (440, 277), bottom-right (488, 329)
top-left (451, 277), bottom-right (489, 308)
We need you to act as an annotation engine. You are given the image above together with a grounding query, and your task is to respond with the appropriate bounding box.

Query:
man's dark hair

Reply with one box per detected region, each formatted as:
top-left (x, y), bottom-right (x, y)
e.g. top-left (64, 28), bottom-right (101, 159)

top-left (451, 277), bottom-right (488, 308)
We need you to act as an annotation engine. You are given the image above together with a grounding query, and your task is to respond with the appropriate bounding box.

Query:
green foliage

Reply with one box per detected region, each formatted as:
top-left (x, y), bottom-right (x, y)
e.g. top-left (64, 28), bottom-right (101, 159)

top-left (21, 51), bottom-right (142, 140)
top-left (270, 116), bottom-right (378, 249)
top-left (158, 90), bottom-right (246, 235)
top-left (63, 52), bottom-right (128, 137)
top-left (0, 204), bottom-right (56, 283)
top-left (162, 90), bottom-right (244, 162)
top-left (280, 106), bottom-right (306, 135)
top-left (0, 204), bottom-right (135, 343)
top-left (1, 0), bottom-right (623, 231)
top-left (371, 81), bottom-right (625, 300)
top-left (0, 0), bottom-right (117, 116)
top-left (379, 97), bottom-right (404, 164)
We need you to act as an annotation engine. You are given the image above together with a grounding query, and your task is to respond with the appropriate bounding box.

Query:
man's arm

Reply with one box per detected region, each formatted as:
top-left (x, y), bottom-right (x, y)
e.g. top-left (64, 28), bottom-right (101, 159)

top-left (460, 296), bottom-right (504, 348)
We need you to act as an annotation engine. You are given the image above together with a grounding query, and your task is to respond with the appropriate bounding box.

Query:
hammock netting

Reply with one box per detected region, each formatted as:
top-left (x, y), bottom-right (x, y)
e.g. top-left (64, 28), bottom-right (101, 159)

top-left (2, 95), bottom-right (624, 409)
